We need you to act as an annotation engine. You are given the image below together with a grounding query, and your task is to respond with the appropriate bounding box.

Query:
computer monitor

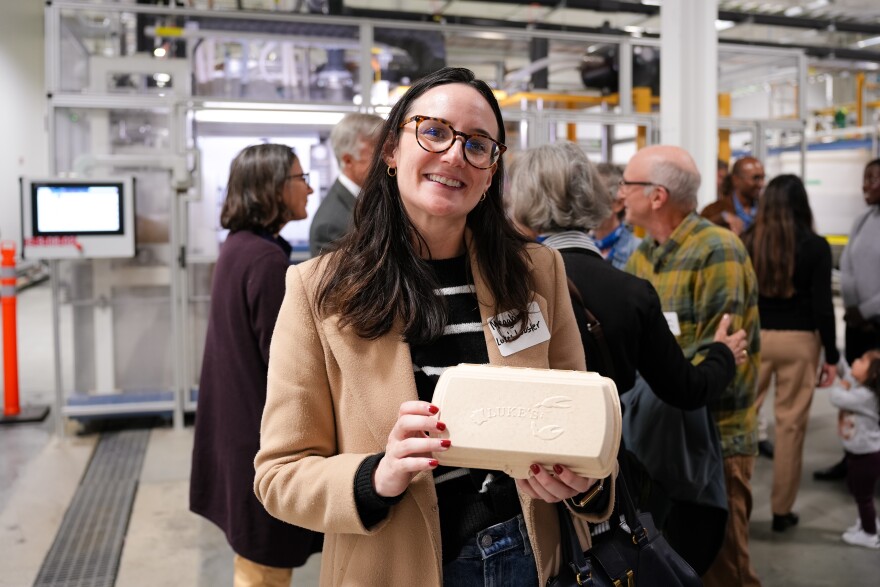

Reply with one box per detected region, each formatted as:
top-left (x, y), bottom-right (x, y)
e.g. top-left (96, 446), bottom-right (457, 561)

top-left (20, 177), bottom-right (136, 259)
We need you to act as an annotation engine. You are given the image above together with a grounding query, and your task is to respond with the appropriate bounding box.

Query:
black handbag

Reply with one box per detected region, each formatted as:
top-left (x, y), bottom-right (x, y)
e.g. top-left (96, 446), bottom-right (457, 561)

top-left (547, 472), bottom-right (702, 587)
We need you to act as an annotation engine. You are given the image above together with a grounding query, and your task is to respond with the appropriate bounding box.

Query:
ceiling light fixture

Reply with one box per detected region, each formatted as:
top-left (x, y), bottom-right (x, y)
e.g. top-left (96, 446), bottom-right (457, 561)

top-left (857, 36), bottom-right (880, 49)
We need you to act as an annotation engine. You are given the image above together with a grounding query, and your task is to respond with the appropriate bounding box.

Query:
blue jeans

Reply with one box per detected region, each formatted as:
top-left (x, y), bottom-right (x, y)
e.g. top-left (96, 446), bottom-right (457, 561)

top-left (443, 514), bottom-right (539, 587)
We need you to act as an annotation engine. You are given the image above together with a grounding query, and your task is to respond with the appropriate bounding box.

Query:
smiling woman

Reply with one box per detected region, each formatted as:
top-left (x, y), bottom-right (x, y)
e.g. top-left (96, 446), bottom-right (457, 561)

top-left (253, 67), bottom-right (616, 587)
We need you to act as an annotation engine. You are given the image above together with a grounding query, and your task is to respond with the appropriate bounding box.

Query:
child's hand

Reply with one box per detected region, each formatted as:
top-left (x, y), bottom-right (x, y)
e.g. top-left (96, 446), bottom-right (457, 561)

top-left (840, 379), bottom-right (851, 390)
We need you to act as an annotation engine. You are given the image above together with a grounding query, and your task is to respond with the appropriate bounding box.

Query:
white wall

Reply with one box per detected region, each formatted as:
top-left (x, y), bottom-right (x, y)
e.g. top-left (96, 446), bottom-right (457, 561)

top-left (193, 134), bottom-right (322, 258)
top-left (0, 1), bottom-right (47, 251)
top-left (767, 148), bottom-right (871, 237)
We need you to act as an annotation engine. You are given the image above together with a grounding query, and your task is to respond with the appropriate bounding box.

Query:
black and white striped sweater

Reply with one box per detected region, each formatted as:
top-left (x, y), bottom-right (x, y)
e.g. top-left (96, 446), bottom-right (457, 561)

top-left (409, 255), bottom-right (522, 563)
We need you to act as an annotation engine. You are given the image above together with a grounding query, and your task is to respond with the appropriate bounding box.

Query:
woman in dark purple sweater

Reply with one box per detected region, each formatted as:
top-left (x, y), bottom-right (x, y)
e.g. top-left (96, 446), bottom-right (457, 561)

top-left (743, 174), bottom-right (839, 533)
top-left (190, 144), bottom-right (321, 585)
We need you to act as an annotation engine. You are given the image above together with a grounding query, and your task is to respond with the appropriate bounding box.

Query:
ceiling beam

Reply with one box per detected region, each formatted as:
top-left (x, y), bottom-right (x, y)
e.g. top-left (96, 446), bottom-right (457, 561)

top-left (717, 10), bottom-right (880, 35)
top-left (720, 37), bottom-right (880, 62)
top-left (449, 0), bottom-right (880, 36)
top-left (342, 6), bottom-right (880, 62)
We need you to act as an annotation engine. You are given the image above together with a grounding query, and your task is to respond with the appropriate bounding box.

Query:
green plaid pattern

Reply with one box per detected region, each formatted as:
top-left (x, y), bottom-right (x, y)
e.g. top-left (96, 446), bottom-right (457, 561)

top-left (626, 213), bottom-right (760, 457)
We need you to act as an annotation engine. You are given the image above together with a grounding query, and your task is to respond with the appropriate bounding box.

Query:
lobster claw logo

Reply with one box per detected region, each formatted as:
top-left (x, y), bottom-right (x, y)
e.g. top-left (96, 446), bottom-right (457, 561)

top-left (532, 423), bottom-right (565, 441)
top-left (468, 395), bottom-right (573, 441)
top-left (531, 396), bottom-right (573, 441)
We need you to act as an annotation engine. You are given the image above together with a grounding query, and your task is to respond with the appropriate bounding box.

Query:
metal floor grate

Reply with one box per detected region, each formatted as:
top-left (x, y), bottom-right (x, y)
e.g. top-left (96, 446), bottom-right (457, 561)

top-left (33, 429), bottom-right (150, 587)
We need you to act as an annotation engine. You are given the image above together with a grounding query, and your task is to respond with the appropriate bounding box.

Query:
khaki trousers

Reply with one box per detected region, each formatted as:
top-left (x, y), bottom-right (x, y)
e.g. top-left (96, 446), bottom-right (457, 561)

top-left (702, 455), bottom-right (761, 587)
top-left (754, 329), bottom-right (821, 515)
top-left (233, 554), bottom-right (293, 587)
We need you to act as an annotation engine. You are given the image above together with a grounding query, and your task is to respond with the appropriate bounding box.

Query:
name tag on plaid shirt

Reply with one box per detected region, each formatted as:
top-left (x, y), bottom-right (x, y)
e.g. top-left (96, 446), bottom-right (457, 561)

top-left (663, 311), bottom-right (682, 336)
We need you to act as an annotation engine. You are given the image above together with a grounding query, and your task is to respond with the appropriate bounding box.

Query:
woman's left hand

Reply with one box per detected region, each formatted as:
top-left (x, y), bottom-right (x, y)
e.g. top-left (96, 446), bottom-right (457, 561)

top-left (817, 362), bottom-right (838, 388)
top-left (515, 464), bottom-right (596, 503)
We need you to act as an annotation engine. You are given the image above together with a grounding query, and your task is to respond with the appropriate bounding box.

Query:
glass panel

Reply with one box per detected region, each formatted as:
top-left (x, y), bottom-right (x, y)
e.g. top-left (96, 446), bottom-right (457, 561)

top-left (50, 102), bottom-right (178, 403)
top-left (191, 19), bottom-right (360, 104)
top-left (58, 9), bottom-right (131, 92)
top-left (719, 49), bottom-right (801, 121)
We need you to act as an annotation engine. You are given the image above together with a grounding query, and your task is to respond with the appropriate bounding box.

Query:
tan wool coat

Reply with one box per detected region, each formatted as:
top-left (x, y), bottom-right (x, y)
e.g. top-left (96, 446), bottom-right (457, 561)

top-left (254, 242), bottom-right (614, 586)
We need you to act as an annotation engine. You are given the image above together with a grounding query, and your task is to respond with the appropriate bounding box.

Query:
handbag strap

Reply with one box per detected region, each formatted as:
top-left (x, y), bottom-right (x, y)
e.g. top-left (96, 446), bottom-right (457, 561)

top-left (614, 468), bottom-right (649, 546)
top-left (556, 502), bottom-right (592, 583)
top-left (566, 278), bottom-right (617, 382)
top-left (557, 474), bottom-right (650, 585)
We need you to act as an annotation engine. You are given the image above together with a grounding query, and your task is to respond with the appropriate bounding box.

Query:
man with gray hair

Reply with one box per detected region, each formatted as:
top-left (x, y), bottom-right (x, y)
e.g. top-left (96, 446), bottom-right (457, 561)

top-left (309, 112), bottom-right (383, 257)
top-left (592, 162), bottom-right (641, 270)
top-left (622, 145), bottom-right (762, 586)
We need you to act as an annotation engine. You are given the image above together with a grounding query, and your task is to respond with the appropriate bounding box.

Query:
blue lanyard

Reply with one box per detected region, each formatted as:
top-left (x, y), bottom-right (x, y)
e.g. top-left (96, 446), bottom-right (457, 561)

top-left (732, 193), bottom-right (756, 229)
top-left (594, 224), bottom-right (623, 252)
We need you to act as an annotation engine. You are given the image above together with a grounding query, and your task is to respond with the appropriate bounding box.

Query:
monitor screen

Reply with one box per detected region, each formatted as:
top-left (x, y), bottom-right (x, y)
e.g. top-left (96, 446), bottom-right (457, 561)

top-left (31, 182), bottom-right (125, 236)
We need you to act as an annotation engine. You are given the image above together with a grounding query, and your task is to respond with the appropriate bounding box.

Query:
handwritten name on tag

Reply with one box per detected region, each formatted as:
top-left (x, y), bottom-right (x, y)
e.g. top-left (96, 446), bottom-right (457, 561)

top-left (488, 301), bottom-right (551, 357)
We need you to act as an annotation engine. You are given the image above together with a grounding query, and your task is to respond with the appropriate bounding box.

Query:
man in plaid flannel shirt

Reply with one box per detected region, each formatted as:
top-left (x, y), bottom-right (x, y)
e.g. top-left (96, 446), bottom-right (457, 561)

top-left (623, 145), bottom-right (762, 587)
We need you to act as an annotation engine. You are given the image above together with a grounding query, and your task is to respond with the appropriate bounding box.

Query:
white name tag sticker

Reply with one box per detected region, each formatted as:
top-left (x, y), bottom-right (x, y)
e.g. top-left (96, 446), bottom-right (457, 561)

top-left (488, 301), bottom-right (551, 357)
top-left (663, 311), bottom-right (682, 336)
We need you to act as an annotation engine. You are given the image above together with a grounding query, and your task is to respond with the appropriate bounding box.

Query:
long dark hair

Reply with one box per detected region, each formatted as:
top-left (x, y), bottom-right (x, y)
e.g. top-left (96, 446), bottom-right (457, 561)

top-left (315, 67), bottom-right (533, 343)
top-left (743, 174), bottom-right (814, 298)
top-left (861, 349), bottom-right (880, 417)
top-left (862, 349), bottom-right (880, 388)
top-left (221, 143), bottom-right (296, 234)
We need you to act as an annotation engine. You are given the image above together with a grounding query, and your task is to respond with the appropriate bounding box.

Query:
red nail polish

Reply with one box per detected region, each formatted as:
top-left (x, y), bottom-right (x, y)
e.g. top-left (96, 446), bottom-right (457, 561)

top-left (553, 464), bottom-right (563, 475)
top-left (436, 422), bottom-right (446, 432)
top-left (428, 459), bottom-right (439, 467)
top-left (530, 464), bottom-right (541, 475)
top-left (428, 405), bottom-right (439, 415)
top-left (440, 439), bottom-right (452, 448)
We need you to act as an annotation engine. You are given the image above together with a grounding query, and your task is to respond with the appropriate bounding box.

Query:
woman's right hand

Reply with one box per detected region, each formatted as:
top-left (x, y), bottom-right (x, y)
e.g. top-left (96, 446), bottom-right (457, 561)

top-left (373, 401), bottom-right (450, 498)
top-left (714, 313), bottom-right (748, 365)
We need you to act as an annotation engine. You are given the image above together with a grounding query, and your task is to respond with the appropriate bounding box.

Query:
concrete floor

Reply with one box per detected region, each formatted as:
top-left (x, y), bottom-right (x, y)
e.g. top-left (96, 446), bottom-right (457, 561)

top-left (1, 284), bottom-right (878, 586)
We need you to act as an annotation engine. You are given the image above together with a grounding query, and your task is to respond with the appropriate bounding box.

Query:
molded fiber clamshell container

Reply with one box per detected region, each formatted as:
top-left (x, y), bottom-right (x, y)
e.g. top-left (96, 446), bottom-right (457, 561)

top-left (430, 364), bottom-right (621, 479)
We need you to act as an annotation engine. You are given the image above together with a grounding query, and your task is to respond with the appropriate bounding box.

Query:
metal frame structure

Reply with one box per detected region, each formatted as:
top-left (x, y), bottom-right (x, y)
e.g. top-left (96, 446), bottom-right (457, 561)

top-left (44, 0), bottom-right (814, 433)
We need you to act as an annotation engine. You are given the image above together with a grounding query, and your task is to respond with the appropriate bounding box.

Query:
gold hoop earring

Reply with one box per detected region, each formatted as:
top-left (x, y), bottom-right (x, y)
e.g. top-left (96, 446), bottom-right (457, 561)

top-left (480, 192), bottom-right (487, 202)
top-left (387, 166), bottom-right (397, 177)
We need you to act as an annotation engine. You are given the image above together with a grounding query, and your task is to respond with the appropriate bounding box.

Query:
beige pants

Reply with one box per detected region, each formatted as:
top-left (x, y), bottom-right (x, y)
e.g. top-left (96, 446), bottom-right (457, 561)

top-left (702, 455), bottom-right (762, 587)
top-left (233, 554), bottom-right (293, 587)
top-left (754, 329), bottom-right (821, 515)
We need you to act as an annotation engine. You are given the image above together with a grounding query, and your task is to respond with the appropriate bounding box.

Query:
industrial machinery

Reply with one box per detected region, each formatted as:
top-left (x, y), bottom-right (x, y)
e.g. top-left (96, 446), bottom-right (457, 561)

top-left (41, 1), bottom-right (878, 432)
